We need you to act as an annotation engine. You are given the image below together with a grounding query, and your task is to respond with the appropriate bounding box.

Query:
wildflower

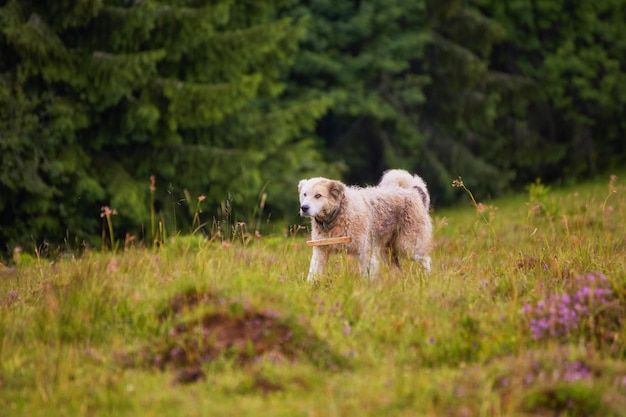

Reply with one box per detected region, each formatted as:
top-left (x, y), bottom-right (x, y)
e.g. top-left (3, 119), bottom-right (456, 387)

top-left (524, 272), bottom-right (613, 340)
top-left (1, 291), bottom-right (19, 307)
top-left (451, 177), bottom-right (464, 188)
top-left (561, 214), bottom-right (569, 232)
top-left (12, 247), bottom-right (22, 264)
top-left (563, 361), bottom-right (592, 383)
top-left (100, 206), bottom-right (118, 219)
top-left (263, 309), bottom-right (281, 318)
top-left (608, 174), bottom-right (617, 194)
top-left (438, 217), bottom-right (449, 228)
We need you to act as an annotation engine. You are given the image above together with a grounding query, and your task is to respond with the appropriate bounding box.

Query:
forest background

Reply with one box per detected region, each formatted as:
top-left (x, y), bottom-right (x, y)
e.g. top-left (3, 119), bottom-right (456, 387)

top-left (1, 0), bottom-right (625, 253)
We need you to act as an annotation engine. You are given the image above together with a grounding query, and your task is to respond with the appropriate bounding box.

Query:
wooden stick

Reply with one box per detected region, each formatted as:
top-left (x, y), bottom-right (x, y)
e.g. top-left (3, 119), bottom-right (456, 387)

top-left (306, 236), bottom-right (352, 247)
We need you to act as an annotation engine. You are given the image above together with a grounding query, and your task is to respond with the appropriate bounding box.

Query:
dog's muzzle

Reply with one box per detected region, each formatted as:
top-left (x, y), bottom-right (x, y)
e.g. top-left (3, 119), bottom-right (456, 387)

top-left (300, 204), bottom-right (310, 216)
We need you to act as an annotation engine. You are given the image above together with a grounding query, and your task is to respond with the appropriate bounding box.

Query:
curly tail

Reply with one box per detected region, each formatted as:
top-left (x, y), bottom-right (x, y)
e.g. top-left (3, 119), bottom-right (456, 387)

top-left (379, 169), bottom-right (430, 209)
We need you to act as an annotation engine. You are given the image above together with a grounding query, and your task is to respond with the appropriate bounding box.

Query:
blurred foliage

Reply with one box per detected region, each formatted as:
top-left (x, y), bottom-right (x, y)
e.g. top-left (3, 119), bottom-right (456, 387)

top-left (0, 0), bottom-right (337, 252)
top-left (285, 0), bottom-right (536, 203)
top-left (286, 0), bottom-right (625, 203)
top-left (473, 0), bottom-right (626, 182)
top-left (1, 0), bottom-right (625, 252)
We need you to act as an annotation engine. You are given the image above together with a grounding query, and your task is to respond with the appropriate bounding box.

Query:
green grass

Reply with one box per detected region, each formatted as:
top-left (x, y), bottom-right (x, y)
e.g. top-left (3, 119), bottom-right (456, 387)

top-left (2, 174), bottom-right (626, 416)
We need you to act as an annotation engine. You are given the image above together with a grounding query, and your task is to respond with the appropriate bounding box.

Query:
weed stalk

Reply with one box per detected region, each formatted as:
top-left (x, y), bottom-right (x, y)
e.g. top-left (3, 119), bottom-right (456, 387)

top-left (452, 176), bottom-right (498, 243)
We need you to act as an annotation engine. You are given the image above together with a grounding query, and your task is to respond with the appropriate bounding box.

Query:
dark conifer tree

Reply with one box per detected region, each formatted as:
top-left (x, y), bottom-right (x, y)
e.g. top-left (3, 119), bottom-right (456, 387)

top-left (285, 0), bottom-right (531, 203)
top-left (473, 0), bottom-right (626, 181)
top-left (0, 0), bottom-right (333, 251)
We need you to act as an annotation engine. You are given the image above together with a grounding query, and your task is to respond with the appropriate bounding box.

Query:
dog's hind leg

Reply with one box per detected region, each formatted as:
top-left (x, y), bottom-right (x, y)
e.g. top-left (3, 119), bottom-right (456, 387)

top-left (395, 240), bottom-right (431, 272)
top-left (418, 254), bottom-right (431, 272)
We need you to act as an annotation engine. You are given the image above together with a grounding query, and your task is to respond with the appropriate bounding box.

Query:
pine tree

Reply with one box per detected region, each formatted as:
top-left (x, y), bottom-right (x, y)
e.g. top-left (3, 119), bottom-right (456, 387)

top-left (420, 0), bottom-right (540, 200)
top-left (0, 0), bottom-right (333, 252)
top-left (473, 0), bottom-right (626, 180)
top-left (285, 0), bottom-right (531, 203)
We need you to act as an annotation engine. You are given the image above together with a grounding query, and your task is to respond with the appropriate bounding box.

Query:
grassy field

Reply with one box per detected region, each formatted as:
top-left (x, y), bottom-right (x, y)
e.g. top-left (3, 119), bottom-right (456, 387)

top-left (1, 174), bottom-right (626, 416)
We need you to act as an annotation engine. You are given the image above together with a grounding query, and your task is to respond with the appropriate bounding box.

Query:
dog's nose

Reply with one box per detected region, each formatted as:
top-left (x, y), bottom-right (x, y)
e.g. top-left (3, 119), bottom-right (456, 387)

top-left (300, 205), bottom-right (309, 214)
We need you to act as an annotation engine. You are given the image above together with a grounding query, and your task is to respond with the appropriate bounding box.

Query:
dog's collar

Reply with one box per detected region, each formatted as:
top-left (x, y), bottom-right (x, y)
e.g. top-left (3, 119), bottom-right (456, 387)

top-left (314, 204), bottom-right (342, 232)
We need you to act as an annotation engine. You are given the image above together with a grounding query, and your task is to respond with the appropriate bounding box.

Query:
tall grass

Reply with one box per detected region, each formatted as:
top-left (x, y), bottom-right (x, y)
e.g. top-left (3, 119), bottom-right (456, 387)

top-left (1, 174), bottom-right (625, 416)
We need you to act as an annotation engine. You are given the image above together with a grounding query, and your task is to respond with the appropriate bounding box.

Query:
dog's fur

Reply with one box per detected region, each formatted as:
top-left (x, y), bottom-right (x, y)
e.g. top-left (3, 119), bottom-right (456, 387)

top-left (298, 170), bottom-right (432, 281)
top-left (378, 169), bottom-right (431, 210)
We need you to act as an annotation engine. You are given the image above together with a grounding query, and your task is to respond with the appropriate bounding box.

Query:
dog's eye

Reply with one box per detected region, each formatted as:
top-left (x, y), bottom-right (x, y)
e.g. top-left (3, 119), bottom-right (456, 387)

top-left (314, 193), bottom-right (322, 199)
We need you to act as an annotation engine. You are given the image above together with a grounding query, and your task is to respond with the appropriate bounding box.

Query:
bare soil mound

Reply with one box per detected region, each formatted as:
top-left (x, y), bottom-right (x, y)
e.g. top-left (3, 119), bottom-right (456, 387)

top-left (118, 288), bottom-right (345, 384)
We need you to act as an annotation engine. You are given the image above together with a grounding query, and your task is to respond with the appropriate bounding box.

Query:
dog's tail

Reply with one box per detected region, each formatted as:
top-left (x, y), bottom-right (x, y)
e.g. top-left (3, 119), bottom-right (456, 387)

top-left (411, 175), bottom-right (430, 210)
top-left (379, 169), bottom-right (430, 209)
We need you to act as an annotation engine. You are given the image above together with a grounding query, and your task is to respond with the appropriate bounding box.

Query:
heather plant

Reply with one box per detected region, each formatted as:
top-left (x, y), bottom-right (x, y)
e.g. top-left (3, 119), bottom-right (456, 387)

top-left (0, 290), bottom-right (19, 307)
top-left (453, 348), bottom-right (626, 416)
top-left (523, 272), bottom-right (616, 343)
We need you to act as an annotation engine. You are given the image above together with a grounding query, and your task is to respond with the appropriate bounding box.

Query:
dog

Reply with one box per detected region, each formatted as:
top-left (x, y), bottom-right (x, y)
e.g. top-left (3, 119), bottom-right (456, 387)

top-left (298, 170), bottom-right (432, 281)
top-left (378, 169), bottom-right (431, 210)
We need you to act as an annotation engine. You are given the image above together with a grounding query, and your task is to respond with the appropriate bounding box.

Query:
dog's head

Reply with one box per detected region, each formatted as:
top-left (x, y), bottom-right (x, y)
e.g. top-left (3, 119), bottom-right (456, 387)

top-left (298, 177), bottom-right (345, 218)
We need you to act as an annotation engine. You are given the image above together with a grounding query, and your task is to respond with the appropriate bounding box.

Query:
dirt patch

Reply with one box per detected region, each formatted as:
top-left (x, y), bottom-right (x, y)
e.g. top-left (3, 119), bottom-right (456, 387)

top-left (118, 288), bottom-right (345, 384)
top-left (156, 288), bottom-right (222, 321)
top-left (154, 309), bottom-right (297, 369)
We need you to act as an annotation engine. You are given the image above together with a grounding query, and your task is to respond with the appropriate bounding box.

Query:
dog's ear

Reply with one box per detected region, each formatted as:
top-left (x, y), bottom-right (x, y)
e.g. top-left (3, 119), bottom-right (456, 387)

top-left (328, 180), bottom-right (345, 200)
top-left (298, 179), bottom-right (307, 193)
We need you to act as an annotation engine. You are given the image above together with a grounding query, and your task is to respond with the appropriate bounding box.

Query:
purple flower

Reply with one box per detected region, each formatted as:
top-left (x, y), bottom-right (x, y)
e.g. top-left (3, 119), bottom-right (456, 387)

top-left (169, 346), bottom-right (184, 358)
top-left (1, 290), bottom-right (19, 307)
top-left (524, 272), bottom-right (613, 340)
top-left (263, 309), bottom-right (281, 318)
top-left (563, 361), bottom-right (592, 382)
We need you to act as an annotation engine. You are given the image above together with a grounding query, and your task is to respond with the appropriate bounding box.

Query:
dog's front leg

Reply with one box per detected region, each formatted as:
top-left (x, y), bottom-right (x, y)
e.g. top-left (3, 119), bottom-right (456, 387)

top-left (358, 251), bottom-right (380, 280)
top-left (307, 247), bottom-right (328, 282)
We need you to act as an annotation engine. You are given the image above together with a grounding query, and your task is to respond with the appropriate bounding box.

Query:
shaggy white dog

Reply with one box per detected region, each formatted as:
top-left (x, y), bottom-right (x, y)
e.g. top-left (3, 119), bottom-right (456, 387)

top-left (298, 170), bottom-right (432, 281)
